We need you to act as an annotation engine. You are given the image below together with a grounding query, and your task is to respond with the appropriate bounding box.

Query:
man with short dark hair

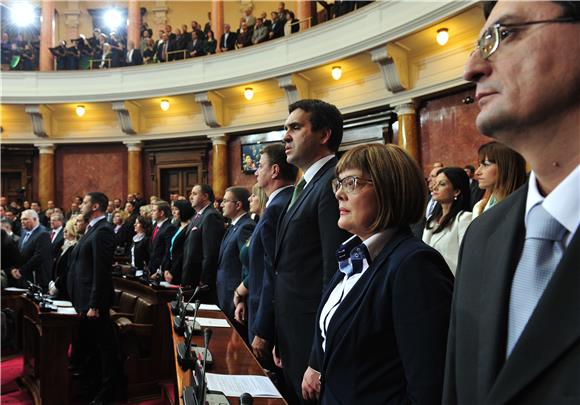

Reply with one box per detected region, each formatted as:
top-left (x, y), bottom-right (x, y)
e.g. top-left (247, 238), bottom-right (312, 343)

top-left (182, 184), bottom-right (225, 304)
top-left (274, 99), bottom-right (350, 402)
top-left (49, 212), bottom-right (65, 261)
top-left (149, 200), bottom-right (176, 276)
top-left (443, 2), bottom-right (580, 404)
top-left (247, 144), bottom-right (297, 361)
top-left (67, 192), bottom-right (122, 403)
top-left (216, 187), bottom-right (255, 321)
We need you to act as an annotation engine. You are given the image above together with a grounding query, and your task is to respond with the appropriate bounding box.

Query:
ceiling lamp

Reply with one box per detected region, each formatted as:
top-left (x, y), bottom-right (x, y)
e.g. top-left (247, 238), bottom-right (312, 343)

top-left (244, 87), bottom-right (254, 101)
top-left (75, 105), bottom-right (86, 117)
top-left (331, 66), bottom-right (342, 81)
top-left (436, 28), bottom-right (449, 46)
top-left (160, 99), bottom-right (170, 111)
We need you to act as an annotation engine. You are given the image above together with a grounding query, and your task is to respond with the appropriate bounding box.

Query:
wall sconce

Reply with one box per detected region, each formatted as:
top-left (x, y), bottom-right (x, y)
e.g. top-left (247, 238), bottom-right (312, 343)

top-left (75, 105), bottom-right (86, 117)
top-left (160, 99), bottom-right (170, 111)
top-left (436, 28), bottom-right (449, 46)
top-left (331, 66), bottom-right (342, 81)
top-left (244, 87), bottom-right (254, 101)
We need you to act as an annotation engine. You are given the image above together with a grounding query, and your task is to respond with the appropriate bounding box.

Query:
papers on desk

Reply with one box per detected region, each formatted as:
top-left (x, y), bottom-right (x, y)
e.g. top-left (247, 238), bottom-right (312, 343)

top-left (205, 373), bottom-right (283, 398)
top-left (50, 300), bottom-right (73, 307)
top-left (187, 317), bottom-right (230, 328)
top-left (3, 287), bottom-right (27, 292)
top-left (56, 307), bottom-right (77, 315)
top-left (199, 304), bottom-right (220, 311)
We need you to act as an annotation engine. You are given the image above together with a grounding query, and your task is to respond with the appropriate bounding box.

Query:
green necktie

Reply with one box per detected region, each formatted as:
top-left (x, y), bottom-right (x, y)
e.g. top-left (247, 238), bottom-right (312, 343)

top-left (288, 177), bottom-right (306, 209)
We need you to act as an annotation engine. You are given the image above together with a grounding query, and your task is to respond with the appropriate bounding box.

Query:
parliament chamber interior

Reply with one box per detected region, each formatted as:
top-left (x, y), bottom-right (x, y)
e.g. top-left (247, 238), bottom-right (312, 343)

top-left (4, 0), bottom-right (575, 404)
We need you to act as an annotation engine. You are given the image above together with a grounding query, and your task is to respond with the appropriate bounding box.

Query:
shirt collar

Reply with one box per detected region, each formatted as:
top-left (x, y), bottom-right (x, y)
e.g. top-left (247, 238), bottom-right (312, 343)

top-left (335, 228), bottom-right (395, 277)
top-left (196, 202), bottom-right (211, 215)
top-left (155, 218), bottom-right (168, 228)
top-left (303, 155), bottom-right (335, 185)
top-left (231, 212), bottom-right (246, 226)
top-left (89, 215), bottom-right (106, 227)
top-left (525, 167), bottom-right (580, 234)
top-left (266, 185), bottom-right (293, 207)
top-left (26, 224), bottom-right (40, 234)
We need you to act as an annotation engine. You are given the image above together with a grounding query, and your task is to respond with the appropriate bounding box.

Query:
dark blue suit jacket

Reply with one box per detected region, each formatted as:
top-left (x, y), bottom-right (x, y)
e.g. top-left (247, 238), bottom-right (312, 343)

top-left (149, 219), bottom-right (177, 273)
top-left (249, 186), bottom-right (293, 343)
top-left (310, 228), bottom-right (453, 405)
top-left (216, 213), bottom-right (255, 319)
top-left (18, 225), bottom-right (52, 289)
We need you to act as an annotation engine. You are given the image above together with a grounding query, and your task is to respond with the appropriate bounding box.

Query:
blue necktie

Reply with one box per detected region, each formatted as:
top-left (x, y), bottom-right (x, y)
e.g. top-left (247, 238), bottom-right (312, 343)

top-left (506, 204), bottom-right (567, 356)
top-left (20, 231), bottom-right (31, 250)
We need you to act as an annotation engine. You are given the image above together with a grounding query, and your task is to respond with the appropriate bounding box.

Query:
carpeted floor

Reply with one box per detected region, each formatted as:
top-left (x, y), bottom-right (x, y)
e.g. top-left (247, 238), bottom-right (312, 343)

top-left (1, 356), bottom-right (170, 405)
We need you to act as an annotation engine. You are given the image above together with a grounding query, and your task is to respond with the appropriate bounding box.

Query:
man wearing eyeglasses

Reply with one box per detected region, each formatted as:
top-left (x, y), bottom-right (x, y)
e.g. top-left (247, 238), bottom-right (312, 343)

top-left (444, 2), bottom-right (580, 404)
top-left (274, 99), bottom-right (350, 403)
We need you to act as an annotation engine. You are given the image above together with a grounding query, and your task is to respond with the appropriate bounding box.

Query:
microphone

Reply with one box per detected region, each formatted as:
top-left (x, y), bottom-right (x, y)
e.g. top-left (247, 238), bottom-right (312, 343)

top-left (173, 288), bottom-right (200, 335)
top-left (240, 393), bottom-right (253, 405)
top-left (199, 328), bottom-right (213, 405)
top-left (177, 300), bottom-right (203, 370)
top-left (171, 287), bottom-right (184, 315)
top-left (187, 299), bottom-right (203, 337)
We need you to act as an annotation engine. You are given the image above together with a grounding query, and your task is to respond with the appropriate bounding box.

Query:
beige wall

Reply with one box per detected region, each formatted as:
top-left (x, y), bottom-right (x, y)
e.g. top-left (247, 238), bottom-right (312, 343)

top-left (53, 1), bottom-right (297, 43)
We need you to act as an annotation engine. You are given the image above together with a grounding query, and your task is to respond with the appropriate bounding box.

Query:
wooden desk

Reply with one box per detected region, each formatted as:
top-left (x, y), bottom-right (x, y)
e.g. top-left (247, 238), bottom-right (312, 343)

top-left (19, 295), bottom-right (80, 405)
top-left (169, 306), bottom-right (287, 405)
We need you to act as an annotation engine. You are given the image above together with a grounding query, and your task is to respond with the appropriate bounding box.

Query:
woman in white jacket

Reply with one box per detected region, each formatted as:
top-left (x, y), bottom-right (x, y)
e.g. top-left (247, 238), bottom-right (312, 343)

top-left (422, 167), bottom-right (472, 275)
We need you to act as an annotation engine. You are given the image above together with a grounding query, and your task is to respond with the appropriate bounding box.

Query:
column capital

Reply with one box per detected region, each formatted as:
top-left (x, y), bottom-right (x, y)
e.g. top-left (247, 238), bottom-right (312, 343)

top-left (394, 102), bottom-right (416, 116)
top-left (123, 141), bottom-right (143, 151)
top-left (208, 135), bottom-right (227, 146)
top-left (63, 9), bottom-right (81, 28)
top-left (151, 5), bottom-right (169, 25)
top-left (35, 143), bottom-right (55, 154)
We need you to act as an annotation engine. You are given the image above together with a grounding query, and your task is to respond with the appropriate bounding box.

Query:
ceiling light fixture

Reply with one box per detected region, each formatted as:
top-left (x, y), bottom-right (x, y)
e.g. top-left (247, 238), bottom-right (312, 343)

top-left (75, 105), bottom-right (86, 117)
top-left (436, 28), bottom-right (449, 46)
top-left (331, 66), bottom-right (342, 81)
top-left (244, 87), bottom-right (254, 101)
top-left (160, 99), bottom-right (170, 111)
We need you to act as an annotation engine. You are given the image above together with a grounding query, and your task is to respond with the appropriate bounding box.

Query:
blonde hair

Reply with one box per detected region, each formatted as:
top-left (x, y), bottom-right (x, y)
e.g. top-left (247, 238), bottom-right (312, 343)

top-left (64, 218), bottom-right (78, 240)
top-left (251, 183), bottom-right (268, 216)
top-left (336, 144), bottom-right (427, 233)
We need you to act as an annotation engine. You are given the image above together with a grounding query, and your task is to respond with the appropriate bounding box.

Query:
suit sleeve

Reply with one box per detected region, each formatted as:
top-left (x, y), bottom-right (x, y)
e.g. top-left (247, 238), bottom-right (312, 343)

top-left (253, 209), bottom-right (278, 340)
top-left (317, 177), bottom-right (349, 288)
top-left (89, 227), bottom-right (115, 309)
top-left (200, 213), bottom-right (225, 286)
top-left (392, 249), bottom-right (454, 404)
top-left (237, 222), bottom-right (255, 250)
top-left (456, 212), bottom-right (473, 247)
top-left (161, 225), bottom-right (177, 271)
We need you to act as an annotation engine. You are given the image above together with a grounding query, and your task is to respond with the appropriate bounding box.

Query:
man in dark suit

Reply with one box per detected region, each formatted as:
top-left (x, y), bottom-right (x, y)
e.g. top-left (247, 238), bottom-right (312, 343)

top-left (186, 31), bottom-right (205, 58)
top-left (274, 99), bottom-right (350, 402)
top-left (9, 209), bottom-right (51, 289)
top-left (67, 192), bottom-right (122, 404)
top-left (219, 24), bottom-right (237, 52)
top-left (49, 212), bottom-right (65, 262)
top-left (248, 144), bottom-right (297, 362)
top-left (269, 12), bottom-right (285, 40)
top-left (156, 32), bottom-right (175, 62)
top-left (125, 41), bottom-right (143, 66)
top-left (443, 2), bottom-right (580, 404)
top-left (216, 187), bottom-right (255, 321)
top-left (30, 201), bottom-right (47, 227)
top-left (182, 184), bottom-right (225, 304)
top-left (464, 164), bottom-right (484, 210)
top-left (149, 200), bottom-right (176, 276)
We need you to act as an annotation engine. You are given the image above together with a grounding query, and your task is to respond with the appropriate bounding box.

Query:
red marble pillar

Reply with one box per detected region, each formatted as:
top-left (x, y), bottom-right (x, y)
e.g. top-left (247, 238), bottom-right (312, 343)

top-left (39, 0), bottom-right (55, 71)
top-left (395, 103), bottom-right (420, 164)
top-left (127, 0), bottom-right (141, 52)
top-left (296, 0), bottom-right (312, 30)
top-left (212, 0), bottom-right (224, 53)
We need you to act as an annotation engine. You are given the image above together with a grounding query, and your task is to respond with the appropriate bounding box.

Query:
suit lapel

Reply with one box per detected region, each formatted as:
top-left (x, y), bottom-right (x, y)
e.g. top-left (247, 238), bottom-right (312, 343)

top-left (488, 227), bottom-right (580, 403)
top-left (275, 157), bottom-right (336, 260)
top-left (476, 188), bottom-right (526, 398)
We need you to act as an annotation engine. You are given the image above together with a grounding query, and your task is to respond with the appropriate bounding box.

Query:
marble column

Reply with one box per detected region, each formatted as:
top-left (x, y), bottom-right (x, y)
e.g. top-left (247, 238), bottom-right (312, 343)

top-left (39, 0), bottom-right (55, 71)
top-left (128, 0), bottom-right (141, 51)
top-left (125, 142), bottom-right (143, 196)
top-left (36, 144), bottom-right (55, 208)
top-left (395, 103), bottom-right (420, 163)
top-left (210, 135), bottom-right (228, 198)
top-left (296, 0), bottom-right (312, 29)
top-left (211, 0), bottom-right (224, 53)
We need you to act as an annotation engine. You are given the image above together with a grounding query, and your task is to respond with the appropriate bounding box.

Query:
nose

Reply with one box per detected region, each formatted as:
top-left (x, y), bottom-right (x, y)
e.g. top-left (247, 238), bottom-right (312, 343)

top-left (334, 186), bottom-right (347, 201)
top-left (463, 49), bottom-right (491, 83)
top-left (475, 165), bottom-right (483, 177)
top-left (283, 130), bottom-right (292, 144)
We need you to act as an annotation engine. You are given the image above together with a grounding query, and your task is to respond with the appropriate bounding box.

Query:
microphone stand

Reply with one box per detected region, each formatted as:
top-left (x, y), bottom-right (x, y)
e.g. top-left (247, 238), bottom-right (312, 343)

top-left (174, 289), bottom-right (200, 335)
top-left (177, 301), bottom-right (203, 370)
top-left (171, 287), bottom-right (184, 315)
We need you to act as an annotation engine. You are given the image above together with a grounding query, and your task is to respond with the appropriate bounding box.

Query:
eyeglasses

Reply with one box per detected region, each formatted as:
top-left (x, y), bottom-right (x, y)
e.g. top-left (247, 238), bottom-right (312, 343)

top-left (332, 176), bottom-right (373, 194)
top-left (473, 17), bottom-right (578, 60)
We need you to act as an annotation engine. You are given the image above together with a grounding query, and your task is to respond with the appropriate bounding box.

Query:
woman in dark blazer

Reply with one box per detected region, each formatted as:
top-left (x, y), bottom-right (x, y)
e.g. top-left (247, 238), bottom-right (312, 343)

top-left (163, 200), bottom-right (195, 285)
top-left (130, 216), bottom-right (151, 276)
top-left (302, 144), bottom-right (454, 404)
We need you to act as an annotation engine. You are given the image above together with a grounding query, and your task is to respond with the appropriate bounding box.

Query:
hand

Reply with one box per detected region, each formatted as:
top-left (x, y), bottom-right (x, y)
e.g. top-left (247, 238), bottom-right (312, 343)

top-left (272, 345), bottom-right (283, 368)
top-left (87, 308), bottom-right (100, 319)
top-left (301, 366), bottom-right (321, 401)
top-left (251, 335), bottom-right (270, 360)
top-left (234, 302), bottom-right (246, 324)
top-left (11, 269), bottom-right (22, 279)
top-left (164, 270), bottom-right (173, 283)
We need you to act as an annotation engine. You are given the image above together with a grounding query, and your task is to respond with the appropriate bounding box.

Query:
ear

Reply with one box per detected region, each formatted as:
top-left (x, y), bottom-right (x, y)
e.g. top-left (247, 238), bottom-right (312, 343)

top-left (271, 163), bottom-right (280, 180)
top-left (319, 128), bottom-right (332, 147)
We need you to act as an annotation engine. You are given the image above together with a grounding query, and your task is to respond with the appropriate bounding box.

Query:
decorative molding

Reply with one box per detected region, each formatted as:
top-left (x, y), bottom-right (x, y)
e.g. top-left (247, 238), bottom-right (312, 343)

top-left (369, 44), bottom-right (409, 93)
top-left (151, 5), bottom-right (169, 26)
top-left (123, 141), bottom-right (142, 152)
top-left (277, 74), bottom-right (298, 105)
top-left (394, 102), bottom-right (416, 116)
top-left (24, 105), bottom-right (52, 137)
top-left (194, 92), bottom-right (223, 128)
top-left (35, 144), bottom-right (55, 154)
top-left (63, 9), bottom-right (81, 28)
top-left (208, 135), bottom-right (227, 146)
top-left (112, 101), bottom-right (140, 134)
